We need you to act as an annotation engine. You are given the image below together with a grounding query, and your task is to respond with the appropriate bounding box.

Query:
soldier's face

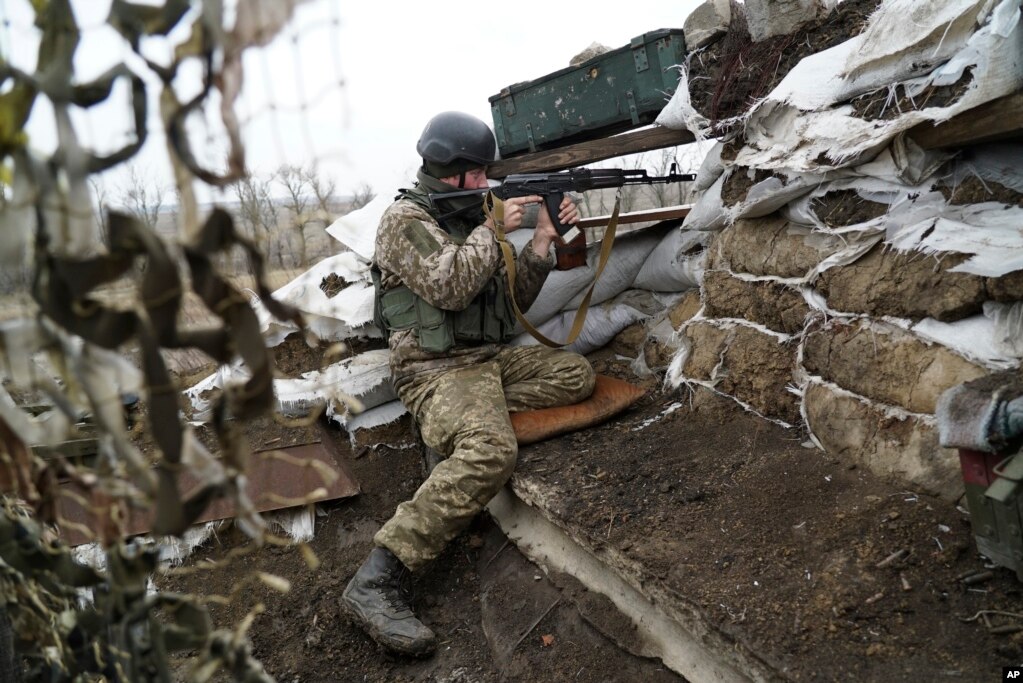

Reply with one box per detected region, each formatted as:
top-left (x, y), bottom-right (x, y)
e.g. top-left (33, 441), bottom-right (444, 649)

top-left (440, 167), bottom-right (488, 189)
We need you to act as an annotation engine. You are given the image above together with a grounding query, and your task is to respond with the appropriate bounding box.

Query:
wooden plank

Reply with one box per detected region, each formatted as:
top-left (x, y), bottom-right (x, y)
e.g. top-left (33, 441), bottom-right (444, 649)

top-left (488, 126), bottom-right (697, 178)
top-left (910, 92), bottom-right (1023, 150)
top-left (578, 205), bottom-right (691, 229)
top-left (32, 438), bottom-right (98, 460)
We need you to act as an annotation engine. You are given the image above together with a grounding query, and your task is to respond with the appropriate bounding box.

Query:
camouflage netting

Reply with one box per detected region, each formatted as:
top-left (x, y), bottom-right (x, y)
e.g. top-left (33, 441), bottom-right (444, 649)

top-left (655, 0), bottom-right (1023, 501)
top-left (0, 1), bottom-right (347, 680)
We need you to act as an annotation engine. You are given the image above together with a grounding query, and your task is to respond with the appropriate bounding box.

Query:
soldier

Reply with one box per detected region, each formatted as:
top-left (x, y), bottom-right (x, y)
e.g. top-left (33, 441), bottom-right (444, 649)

top-left (341, 111), bottom-right (595, 656)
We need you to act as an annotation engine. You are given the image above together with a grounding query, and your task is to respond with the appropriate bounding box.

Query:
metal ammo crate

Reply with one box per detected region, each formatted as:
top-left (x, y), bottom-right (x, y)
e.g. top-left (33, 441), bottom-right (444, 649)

top-left (489, 29), bottom-right (686, 157)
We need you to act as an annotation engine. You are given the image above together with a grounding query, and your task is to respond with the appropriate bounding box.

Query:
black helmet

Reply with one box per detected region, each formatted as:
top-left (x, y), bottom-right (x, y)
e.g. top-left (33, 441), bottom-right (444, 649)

top-left (416, 111), bottom-right (497, 167)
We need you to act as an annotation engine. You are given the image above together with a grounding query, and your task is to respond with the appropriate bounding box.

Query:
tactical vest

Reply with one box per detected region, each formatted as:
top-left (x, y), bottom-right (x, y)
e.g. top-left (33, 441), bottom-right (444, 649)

top-left (372, 179), bottom-right (516, 354)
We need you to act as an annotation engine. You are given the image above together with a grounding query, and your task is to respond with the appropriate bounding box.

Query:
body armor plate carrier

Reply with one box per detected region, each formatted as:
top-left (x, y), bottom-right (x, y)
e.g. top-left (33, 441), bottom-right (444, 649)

top-left (372, 184), bottom-right (516, 354)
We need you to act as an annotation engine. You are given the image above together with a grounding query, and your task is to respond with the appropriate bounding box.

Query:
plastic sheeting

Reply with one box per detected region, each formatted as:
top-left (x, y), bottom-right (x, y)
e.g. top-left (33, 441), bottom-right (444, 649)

top-left (736, 0), bottom-right (1023, 172)
top-left (273, 349), bottom-right (395, 418)
top-left (887, 200), bottom-right (1023, 277)
top-left (653, 64), bottom-right (710, 136)
top-left (325, 193), bottom-right (391, 261)
top-left (661, 0), bottom-right (1022, 170)
top-left (330, 400), bottom-right (409, 443)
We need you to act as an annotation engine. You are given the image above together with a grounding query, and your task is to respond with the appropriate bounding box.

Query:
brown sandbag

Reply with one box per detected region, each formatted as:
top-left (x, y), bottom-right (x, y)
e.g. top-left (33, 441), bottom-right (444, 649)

top-left (510, 375), bottom-right (648, 446)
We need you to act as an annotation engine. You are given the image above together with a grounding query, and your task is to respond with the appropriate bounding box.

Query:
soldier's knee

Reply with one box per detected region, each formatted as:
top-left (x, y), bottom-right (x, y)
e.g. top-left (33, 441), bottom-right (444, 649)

top-left (566, 354), bottom-right (596, 398)
top-left (496, 439), bottom-right (518, 481)
top-left (475, 428), bottom-right (518, 483)
top-left (478, 423), bottom-right (516, 465)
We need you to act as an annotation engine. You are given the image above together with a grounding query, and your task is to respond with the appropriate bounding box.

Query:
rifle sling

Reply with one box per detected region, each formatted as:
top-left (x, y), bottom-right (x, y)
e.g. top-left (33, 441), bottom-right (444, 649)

top-left (484, 192), bottom-right (622, 348)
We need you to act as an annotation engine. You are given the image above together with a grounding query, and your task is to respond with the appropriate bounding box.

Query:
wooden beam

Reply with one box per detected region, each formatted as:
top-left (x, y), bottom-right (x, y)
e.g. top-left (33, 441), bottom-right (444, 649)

top-left (488, 126), bottom-right (697, 178)
top-left (910, 92), bottom-right (1023, 150)
top-left (578, 204), bottom-right (691, 229)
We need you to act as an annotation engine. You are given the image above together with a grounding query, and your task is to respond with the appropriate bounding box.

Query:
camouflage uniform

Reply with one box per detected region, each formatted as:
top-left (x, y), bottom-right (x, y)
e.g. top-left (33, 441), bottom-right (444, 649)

top-left (373, 171), bottom-right (595, 571)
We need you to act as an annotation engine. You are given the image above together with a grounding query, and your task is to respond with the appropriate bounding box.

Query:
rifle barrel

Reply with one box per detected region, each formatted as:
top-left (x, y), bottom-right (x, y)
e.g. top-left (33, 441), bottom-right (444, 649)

top-left (427, 169), bottom-right (696, 200)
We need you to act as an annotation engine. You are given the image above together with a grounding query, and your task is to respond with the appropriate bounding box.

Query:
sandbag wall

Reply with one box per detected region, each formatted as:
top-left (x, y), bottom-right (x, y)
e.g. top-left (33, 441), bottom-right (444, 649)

top-left (654, 0), bottom-right (1023, 501)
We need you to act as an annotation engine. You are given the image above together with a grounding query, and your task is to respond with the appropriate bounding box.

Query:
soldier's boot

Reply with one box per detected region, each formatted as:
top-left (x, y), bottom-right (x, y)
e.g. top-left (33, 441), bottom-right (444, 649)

top-left (341, 547), bottom-right (437, 657)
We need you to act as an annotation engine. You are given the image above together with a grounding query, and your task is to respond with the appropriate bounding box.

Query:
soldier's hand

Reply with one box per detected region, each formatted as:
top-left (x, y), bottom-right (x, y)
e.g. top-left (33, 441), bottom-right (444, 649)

top-left (499, 195), bottom-right (543, 233)
top-left (532, 195), bottom-right (578, 257)
top-left (555, 195), bottom-right (580, 227)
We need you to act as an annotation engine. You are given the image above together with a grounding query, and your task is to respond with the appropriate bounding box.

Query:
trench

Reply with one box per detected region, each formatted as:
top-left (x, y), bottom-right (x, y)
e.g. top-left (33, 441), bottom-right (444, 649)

top-left (487, 488), bottom-right (767, 683)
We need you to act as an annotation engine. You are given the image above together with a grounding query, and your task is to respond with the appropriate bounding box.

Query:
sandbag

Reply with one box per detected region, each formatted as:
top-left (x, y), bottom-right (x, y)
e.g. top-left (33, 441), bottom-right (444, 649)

top-left (517, 230), bottom-right (663, 329)
top-left (510, 302), bottom-right (648, 355)
top-left (510, 375), bottom-right (647, 445)
top-left (254, 251), bottom-right (375, 344)
top-left (631, 228), bottom-right (708, 291)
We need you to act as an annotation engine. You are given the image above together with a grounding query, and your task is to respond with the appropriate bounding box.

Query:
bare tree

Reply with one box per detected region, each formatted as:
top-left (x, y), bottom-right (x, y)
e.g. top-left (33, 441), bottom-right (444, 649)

top-left (577, 159), bottom-right (624, 218)
top-left (348, 181), bottom-right (376, 211)
top-left (0, 171), bottom-right (28, 294)
top-left (617, 152), bottom-right (646, 214)
top-left (233, 173), bottom-right (282, 268)
top-left (89, 176), bottom-right (111, 243)
top-left (276, 164), bottom-right (312, 267)
top-left (645, 147), bottom-right (678, 208)
top-left (120, 164), bottom-right (165, 231)
top-left (302, 165), bottom-right (338, 225)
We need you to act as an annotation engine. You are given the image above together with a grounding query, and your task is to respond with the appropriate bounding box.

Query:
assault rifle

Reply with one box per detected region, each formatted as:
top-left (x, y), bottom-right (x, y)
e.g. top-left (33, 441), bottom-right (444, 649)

top-left (429, 166), bottom-right (696, 243)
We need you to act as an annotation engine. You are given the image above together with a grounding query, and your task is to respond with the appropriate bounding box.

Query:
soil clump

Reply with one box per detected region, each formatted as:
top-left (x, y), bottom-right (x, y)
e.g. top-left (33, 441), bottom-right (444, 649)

top-left (810, 189), bottom-right (889, 227)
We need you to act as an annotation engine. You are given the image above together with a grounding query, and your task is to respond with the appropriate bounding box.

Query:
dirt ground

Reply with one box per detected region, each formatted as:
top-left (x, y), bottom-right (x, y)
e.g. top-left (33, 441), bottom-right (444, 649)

top-left (151, 341), bottom-right (1023, 683)
top-left (508, 367), bottom-right (1023, 682)
top-left (159, 356), bottom-right (684, 683)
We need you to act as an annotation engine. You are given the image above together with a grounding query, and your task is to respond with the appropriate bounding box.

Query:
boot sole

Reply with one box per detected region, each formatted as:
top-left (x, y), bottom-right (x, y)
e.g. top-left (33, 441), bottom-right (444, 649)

top-left (340, 595), bottom-right (437, 658)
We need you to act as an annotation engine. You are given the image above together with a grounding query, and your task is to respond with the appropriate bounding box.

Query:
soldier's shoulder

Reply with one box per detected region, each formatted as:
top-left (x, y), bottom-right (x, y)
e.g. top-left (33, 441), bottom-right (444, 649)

top-left (381, 198), bottom-right (434, 225)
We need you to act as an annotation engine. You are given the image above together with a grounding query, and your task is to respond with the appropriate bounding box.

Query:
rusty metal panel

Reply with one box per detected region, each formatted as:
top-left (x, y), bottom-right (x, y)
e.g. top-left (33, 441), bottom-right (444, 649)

top-left (57, 426), bottom-right (359, 546)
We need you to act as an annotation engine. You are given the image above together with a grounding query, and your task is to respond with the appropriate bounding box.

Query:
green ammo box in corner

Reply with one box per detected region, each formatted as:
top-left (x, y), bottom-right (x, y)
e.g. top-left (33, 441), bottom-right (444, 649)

top-left (489, 29), bottom-right (686, 157)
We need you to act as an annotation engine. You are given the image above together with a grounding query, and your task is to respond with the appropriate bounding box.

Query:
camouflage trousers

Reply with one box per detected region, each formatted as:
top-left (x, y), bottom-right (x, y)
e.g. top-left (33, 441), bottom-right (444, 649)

top-left (374, 345), bottom-right (595, 571)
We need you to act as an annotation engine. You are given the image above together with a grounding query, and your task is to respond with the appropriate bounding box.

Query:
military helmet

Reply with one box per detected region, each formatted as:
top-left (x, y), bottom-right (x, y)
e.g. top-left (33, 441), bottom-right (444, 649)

top-left (416, 111), bottom-right (497, 168)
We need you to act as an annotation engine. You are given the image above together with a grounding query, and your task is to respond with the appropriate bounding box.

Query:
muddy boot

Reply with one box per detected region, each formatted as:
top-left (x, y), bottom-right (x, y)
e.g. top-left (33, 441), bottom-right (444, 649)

top-left (341, 547), bottom-right (437, 657)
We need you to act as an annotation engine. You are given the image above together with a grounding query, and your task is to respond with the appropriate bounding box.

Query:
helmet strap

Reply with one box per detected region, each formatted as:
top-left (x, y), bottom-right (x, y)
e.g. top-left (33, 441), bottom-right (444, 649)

top-left (458, 170), bottom-right (466, 189)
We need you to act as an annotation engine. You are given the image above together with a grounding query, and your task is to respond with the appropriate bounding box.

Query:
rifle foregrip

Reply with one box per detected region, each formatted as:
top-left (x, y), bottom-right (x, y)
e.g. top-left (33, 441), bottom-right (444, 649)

top-left (544, 192), bottom-right (580, 244)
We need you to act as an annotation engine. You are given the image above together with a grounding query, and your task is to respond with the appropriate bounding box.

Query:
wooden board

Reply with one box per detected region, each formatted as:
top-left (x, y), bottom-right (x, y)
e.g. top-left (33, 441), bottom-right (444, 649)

top-left (488, 126), bottom-right (697, 178)
top-left (578, 204), bottom-right (691, 229)
top-left (909, 92), bottom-right (1023, 149)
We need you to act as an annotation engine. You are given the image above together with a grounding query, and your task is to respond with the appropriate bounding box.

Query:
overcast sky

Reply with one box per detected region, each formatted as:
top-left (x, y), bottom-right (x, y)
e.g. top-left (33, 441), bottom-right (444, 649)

top-left (4, 0), bottom-right (704, 201)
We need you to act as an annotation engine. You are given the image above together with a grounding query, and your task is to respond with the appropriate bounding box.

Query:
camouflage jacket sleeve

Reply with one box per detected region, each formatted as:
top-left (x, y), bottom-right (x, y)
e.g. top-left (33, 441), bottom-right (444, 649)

top-left (376, 200), bottom-right (501, 311)
top-left (512, 238), bottom-right (555, 312)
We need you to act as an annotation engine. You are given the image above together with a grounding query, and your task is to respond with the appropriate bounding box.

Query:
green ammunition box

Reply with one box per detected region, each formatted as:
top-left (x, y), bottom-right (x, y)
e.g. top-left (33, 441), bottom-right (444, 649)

top-left (960, 448), bottom-right (1023, 580)
top-left (489, 29), bottom-right (686, 157)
